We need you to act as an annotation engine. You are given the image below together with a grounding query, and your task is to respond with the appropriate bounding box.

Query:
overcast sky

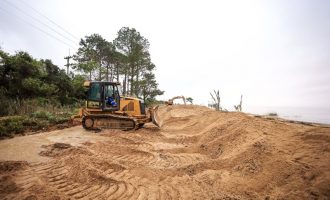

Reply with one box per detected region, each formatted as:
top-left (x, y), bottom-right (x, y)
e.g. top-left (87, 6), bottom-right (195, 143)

top-left (0, 0), bottom-right (329, 109)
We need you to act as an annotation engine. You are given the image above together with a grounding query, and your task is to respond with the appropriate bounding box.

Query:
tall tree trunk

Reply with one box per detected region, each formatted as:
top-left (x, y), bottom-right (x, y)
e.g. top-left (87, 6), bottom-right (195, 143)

top-left (116, 62), bottom-right (119, 82)
top-left (128, 76), bottom-right (131, 96)
top-left (110, 63), bottom-right (113, 82)
top-left (135, 70), bottom-right (139, 97)
top-left (99, 62), bottom-right (102, 81)
top-left (130, 65), bottom-right (134, 96)
top-left (106, 64), bottom-right (109, 81)
top-left (123, 73), bottom-right (127, 95)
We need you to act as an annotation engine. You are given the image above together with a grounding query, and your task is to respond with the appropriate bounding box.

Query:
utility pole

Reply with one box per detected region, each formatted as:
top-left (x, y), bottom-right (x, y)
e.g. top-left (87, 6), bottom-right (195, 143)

top-left (64, 54), bottom-right (73, 76)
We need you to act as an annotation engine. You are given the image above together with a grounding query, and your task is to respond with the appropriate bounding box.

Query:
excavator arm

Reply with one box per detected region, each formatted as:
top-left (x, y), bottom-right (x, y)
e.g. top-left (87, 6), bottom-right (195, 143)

top-left (165, 96), bottom-right (186, 105)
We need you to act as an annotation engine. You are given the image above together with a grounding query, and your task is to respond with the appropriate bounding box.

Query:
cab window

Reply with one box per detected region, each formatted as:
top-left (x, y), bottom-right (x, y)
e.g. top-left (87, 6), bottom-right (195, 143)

top-left (88, 83), bottom-right (101, 100)
top-left (104, 85), bottom-right (114, 98)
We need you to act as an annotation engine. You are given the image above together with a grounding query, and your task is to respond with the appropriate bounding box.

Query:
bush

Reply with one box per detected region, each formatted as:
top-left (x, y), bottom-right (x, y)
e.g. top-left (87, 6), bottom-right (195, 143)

top-left (31, 120), bottom-right (49, 131)
top-left (0, 116), bottom-right (25, 137)
top-left (0, 96), bottom-right (78, 138)
top-left (22, 118), bottom-right (38, 126)
top-left (30, 110), bottom-right (70, 125)
top-left (0, 109), bottom-right (73, 138)
top-left (53, 117), bottom-right (69, 124)
top-left (31, 111), bottom-right (53, 120)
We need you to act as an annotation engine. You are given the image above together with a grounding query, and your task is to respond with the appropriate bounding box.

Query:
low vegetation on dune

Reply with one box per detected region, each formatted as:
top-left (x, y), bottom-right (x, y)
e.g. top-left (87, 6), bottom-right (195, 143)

top-left (0, 107), bottom-right (76, 138)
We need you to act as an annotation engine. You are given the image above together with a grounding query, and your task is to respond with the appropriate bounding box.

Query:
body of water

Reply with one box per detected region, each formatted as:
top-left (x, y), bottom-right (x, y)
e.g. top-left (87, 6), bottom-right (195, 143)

top-left (245, 106), bottom-right (330, 125)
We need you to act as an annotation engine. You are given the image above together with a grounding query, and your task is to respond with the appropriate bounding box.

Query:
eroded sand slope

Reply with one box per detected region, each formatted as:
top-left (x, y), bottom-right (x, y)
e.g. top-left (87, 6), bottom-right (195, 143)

top-left (0, 105), bottom-right (329, 199)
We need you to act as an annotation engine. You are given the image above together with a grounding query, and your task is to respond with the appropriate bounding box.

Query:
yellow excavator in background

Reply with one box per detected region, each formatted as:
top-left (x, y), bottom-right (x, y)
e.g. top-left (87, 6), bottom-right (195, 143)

top-left (165, 96), bottom-right (186, 105)
top-left (73, 81), bottom-right (160, 131)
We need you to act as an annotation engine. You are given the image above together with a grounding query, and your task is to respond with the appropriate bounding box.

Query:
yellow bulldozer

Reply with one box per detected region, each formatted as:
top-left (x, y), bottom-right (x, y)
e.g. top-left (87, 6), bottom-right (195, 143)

top-left (73, 81), bottom-right (160, 131)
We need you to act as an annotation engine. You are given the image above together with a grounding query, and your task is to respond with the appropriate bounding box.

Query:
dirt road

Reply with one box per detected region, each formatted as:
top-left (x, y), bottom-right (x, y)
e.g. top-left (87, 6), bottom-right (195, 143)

top-left (0, 105), bottom-right (329, 199)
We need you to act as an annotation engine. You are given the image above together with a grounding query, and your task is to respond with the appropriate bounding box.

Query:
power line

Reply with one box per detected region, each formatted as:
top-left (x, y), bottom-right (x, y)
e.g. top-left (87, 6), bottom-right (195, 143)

top-left (17, 0), bottom-right (80, 41)
top-left (2, 0), bottom-right (78, 47)
top-left (0, 5), bottom-right (76, 49)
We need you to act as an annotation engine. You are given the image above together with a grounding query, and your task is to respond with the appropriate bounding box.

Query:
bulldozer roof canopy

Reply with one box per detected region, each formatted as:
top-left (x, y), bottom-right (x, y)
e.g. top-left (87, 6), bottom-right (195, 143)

top-left (83, 81), bottom-right (121, 87)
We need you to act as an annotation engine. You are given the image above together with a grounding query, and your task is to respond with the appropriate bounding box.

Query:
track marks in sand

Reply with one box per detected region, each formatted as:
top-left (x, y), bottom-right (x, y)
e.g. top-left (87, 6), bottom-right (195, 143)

top-left (2, 105), bottom-right (330, 199)
top-left (13, 161), bottom-right (138, 199)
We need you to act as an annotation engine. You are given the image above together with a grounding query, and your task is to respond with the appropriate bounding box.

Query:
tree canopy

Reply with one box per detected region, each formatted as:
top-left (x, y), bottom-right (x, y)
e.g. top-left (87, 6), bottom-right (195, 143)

top-left (0, 49), bottom-right (84, 106)
top-left (0, 27), bottom-right (163, 111)
top-left (74, 27), bottom-right (163, 104)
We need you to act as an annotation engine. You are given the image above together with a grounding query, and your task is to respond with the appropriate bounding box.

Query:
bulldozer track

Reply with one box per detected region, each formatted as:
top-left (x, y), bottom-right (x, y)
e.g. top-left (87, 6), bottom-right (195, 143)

top-left (82, 114), bottom-right (137, 131)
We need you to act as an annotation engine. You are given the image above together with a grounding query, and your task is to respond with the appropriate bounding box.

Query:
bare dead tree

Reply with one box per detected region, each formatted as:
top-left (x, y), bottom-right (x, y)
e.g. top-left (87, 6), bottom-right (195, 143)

top-left (234, 95), bottom-right (243, 112)
top-left (210, 90), bottom-right (221, 111)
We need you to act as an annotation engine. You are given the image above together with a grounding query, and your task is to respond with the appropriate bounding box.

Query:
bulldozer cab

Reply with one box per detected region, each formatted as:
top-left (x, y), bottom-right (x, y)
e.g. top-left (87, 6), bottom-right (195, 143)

top-left (86, 81), bottom-right (121, 111)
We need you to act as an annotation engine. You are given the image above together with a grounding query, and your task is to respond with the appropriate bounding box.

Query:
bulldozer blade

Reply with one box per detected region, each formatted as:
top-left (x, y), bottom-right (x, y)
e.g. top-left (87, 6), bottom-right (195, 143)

top-left (150, 105), bottom-right (161, 127)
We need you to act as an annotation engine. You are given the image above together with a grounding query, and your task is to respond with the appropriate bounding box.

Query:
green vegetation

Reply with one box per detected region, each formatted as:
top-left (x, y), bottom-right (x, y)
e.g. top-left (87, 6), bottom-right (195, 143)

top-left (0, 109), bottom-right (75, 138)
top-left (0, 50), bottom-right (85, 115)
top-left (0, 27), bottom-right (163, 137)
top-left (74, 27), bottom-right (163, 104)
top-left (186, 97), bottom-right (193, 104)
top-left (0, 49), bottom-right (83, 137)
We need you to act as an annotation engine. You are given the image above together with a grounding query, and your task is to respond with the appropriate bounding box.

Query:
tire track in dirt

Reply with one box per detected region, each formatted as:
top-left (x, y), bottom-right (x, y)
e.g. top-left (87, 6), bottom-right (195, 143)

top-left (1, 105), bottom-right (329, 199)
top-left (11, 132), bottom-right (209, 199)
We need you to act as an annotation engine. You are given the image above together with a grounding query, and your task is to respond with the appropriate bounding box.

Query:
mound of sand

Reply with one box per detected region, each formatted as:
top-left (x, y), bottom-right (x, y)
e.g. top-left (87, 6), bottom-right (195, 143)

top-left (0, 105), bottom-right (329, 199)
top-left (39, 143), bottom-right (73, 157)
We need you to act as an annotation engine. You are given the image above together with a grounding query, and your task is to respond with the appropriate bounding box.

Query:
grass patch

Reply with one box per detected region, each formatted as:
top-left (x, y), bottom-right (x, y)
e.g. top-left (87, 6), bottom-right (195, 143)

top-left (0, 116), bottom-right (26, 138)
top-left (0, 110), bottom-right (76, 138)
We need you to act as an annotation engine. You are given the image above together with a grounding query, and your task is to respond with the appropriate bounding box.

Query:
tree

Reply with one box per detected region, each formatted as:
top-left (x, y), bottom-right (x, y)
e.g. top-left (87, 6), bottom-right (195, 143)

top-left (186, 97), bottom-right (193, 104)
top-left (72, 28), bottom-right (163, 102)
top-left (0, 51), bottom-right (41, 99)
top-left (210, 90), bottom-right (221, 111)
top-left (41, 59), bottom-right (73, 104)
top-left (74, 34), bottom-right (108, 81)
top-left (114, 27), bottom-right (151, 96)
top-left (0, 50), bottom-right (78, 106)
top-left (71, 75), bottom-right (87, 99)
top-left (111, 50), bottom-right (127, 82)
top-left (234, 95), bottom-right (243, 112)
top-left (139, 72), bottom-right (164, 104)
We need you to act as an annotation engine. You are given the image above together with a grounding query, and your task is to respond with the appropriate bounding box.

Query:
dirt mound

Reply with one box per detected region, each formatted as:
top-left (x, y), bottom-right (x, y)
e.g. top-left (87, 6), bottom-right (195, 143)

top-left (39, 143), bottom-right (72, 157)
top-left (0, 105), bottom-right (329, 199)
top-left (39, 143), bottom-right (92, 158)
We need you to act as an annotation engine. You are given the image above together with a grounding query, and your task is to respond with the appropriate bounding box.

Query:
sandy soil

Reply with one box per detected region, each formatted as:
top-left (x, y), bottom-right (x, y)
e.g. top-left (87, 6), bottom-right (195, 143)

top-left (0, 105), bottom-right (329, 200)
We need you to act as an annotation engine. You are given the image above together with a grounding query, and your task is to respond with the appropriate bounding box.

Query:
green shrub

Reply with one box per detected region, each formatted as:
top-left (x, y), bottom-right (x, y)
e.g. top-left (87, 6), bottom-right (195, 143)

top-left (30, 110), bottom-right (70, 125)
top-left (7, 120), bottom-right (24, 134)
top-left (30, 111), bottom-right (53, 120)
top-left (0, 99), bottom-right (76, 138)
top-left (54, 117), bottom-right (69, 124)
top-left (31, 120), bottom-right (49, 130)
top-left (22, 118), bottom-right (38, 126)
top-left (0, 116), bottom-right (26, 137)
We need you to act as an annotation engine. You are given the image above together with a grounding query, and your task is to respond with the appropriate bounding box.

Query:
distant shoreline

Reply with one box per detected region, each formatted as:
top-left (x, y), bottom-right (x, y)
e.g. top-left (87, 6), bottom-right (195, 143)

top-left (247, 113), bottom-right (330, 127)
top-left (245, 106), bottom-right (330, 125)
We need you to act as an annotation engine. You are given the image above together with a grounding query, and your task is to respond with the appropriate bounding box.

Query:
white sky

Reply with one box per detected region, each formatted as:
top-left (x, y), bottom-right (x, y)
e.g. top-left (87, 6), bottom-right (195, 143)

top-left (0, 0), bottom-right (329, 109)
